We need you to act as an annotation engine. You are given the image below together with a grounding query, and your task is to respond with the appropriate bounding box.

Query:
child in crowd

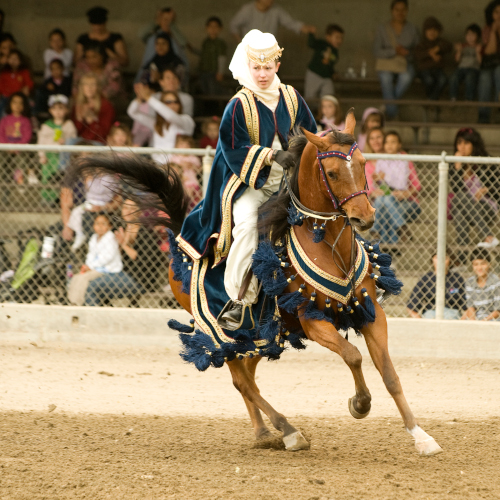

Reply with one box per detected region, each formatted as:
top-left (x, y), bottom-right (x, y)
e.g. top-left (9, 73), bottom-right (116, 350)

top-left (0, 32), bottom-right (16, 67)
top-left (0, 49), bottom-right (33, 99)
top-left (0, 93), bottom-right (32, 185)
top-left (68, 212), bottom-right (123, 306)
top-left (449, 24), bottom-right (482, 101)
top-left (357, 107), bottom-right (385, 151)
top-left (170, 134), bottom-right (202, 173)
top-left (198, 16), bottom-right (227, 95)
top-left (107, 122), bottom-right (132, 147)
top-left (414, 17), bottom-right (452, 100)
top-left (43, 28), bottom-right (73, 78)
top-left (462, 248), bottom-right (500, 321)
top-left (37, 95), bottom-right (77, 199)
top-left (35, 59), bottom-right (72, 115)
top-left (304, 24), bottom-right (344, 99)
top-left (199, 116), bottom-right (220, 149)
top-left (316, 95), bottom-right (344, 131)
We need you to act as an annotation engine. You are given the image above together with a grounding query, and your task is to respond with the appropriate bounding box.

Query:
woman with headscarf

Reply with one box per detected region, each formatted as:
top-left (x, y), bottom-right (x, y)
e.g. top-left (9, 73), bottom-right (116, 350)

top-left (177, 29), bottom-right (317, 329)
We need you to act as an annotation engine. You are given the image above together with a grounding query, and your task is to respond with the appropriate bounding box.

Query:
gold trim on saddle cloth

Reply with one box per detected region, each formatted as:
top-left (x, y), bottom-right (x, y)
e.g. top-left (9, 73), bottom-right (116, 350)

top-left (279, 84), bottom-right (298, 130)
top-left (246, 43), bottom-right (283, 65)
top-left (286, 227), bottom-right (370, 303)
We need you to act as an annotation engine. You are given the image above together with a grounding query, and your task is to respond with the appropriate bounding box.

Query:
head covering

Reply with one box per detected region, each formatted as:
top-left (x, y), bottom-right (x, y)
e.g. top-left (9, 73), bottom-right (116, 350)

top-left (229, 29), bottom-right (283, 108)
top-left (87, 6), bottom-right (108, 24)
top-left (48, 94), bottom-right (69, 107)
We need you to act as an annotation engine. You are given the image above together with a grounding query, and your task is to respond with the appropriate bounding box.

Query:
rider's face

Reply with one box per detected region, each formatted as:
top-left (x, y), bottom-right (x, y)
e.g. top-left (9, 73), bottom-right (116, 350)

top-left (249, 61), bottom-right (280, 90)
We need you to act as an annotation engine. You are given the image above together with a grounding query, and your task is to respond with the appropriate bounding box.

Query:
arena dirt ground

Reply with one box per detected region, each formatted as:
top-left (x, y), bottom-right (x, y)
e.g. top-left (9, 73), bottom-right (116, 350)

top-left (1, 340), bottom-right (500, 499)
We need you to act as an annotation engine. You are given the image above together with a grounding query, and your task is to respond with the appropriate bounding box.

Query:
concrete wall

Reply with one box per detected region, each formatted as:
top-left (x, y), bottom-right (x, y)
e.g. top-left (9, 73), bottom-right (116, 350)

top-left (2, 0), bottom-right (487, 78)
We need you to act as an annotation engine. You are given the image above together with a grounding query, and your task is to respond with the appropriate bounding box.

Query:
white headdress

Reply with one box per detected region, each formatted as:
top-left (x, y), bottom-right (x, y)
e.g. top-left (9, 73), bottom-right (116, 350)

top-left (229, 29), bottom-right (283, 107)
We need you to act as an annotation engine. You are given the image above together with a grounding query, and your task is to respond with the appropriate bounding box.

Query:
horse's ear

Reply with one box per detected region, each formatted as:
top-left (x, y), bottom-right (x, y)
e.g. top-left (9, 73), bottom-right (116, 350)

top-left (301, 128), bottom-right (330, 152)
top-left (342, 108), bottom-right (356, 136)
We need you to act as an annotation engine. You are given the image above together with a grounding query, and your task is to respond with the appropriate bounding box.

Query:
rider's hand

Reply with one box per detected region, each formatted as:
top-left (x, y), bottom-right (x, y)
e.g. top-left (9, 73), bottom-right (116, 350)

top-left (273, 150), bottom-right (296, 170)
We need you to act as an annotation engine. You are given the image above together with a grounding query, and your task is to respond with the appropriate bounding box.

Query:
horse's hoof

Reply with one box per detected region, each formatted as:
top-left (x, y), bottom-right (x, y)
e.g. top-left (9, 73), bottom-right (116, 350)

top-left (283, 431), bottom-right (310, 451)
top-left (415, 438), bottom-right (443, 456)
top-left (348, 397), bottom-right (370, 419)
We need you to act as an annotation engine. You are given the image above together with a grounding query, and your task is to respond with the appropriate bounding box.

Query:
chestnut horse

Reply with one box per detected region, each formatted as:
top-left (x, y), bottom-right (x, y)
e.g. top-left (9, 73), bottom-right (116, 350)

top-left (72, 111), bottom-right (442, 456)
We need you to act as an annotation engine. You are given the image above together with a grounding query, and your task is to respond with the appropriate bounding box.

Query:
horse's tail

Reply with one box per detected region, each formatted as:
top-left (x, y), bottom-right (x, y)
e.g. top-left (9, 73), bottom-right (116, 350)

top-left (65, 154), bottom-right (188, 235)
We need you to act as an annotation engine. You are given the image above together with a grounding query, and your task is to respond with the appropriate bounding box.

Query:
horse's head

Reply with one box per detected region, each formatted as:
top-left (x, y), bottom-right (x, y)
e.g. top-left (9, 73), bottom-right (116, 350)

top-left (301, 109), bottom-right (375, 231)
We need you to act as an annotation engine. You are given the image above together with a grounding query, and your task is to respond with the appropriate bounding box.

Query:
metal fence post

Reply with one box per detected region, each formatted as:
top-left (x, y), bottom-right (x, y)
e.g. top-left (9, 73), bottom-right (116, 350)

top-left (435, 152), bottom-right (449, 320)
top-left (202, 147), bottom-right (213, 196)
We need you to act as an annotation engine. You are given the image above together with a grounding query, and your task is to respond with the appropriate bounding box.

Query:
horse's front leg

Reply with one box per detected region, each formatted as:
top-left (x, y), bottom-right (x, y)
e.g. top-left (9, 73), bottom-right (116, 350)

top-left (226, 358), bottom-right (309, 451)
top-left (299, 317), bottom-right (372, 418)
top-left (361, 302), bottom-right (443, 456)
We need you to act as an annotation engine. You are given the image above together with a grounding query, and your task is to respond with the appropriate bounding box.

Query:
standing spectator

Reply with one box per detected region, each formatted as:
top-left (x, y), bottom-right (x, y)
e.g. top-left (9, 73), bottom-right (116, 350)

top-left (199, 116), bottom-right (221, 149)
top-left (316, 95), bottom-right (344, 131)
top-left (462, 248), bottom-right (500, 321)
top-left (449, 24), bottom-right (482, 101)
top-left (34, 59), bottom-right (72, 115)
top-left (449, 128), bottom-right (499, 251)
top-left (373, 0), bottom-right (419, 119)
top-left (478, 0), bottom-right (500, 123)
top-left (0, 33), bottom-right (16, 67)
top-left (371, 131), bottom-right (421, 246)
top-left (43, 28), bottom-right (73, 78)
top-left (414, 17), bottom-right (452, 100)
top-left (127, 83), bottom-right (195, 164)
top-left (198, 17), bottom-right (227, 96)
top-left (75, 6), bottom-right (129, 68)
top-left (357, 107), bottom-right (385, 152)
top-left (0, 50), bottom-right (33, 100)
top-left (407, 252), bottom-right (466, 319)
top-left (72, 73), bottom-right (115, 143)
top-left (230, 0), bottom-right (315, 41)
top-left (304, 24), bottom-right (344, 99)
top-left (37, 95), bottom-right (77, 200)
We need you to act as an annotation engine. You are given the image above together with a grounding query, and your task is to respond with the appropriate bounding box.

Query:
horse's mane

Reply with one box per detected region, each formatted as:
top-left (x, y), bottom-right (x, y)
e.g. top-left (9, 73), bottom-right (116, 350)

top-left (257, 128), bottom-right (355, 245)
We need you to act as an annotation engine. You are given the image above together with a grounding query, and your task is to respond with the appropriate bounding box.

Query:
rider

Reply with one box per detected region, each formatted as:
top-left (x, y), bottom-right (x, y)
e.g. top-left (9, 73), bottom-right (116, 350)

top-left (177, 29), bottom-right (317, 329)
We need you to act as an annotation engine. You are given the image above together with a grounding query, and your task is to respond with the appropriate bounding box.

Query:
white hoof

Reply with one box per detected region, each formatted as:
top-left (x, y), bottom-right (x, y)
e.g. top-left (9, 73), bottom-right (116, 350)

top-left (348, 397), bottom-right (370, 419)
top-left (408, 425), bottom-right (443, 456)
top-left (283, 431), bottom-right (310, 451)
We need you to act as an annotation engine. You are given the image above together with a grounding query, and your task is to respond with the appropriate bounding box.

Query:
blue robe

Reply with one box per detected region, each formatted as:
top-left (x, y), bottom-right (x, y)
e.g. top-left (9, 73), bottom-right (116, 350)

top-left (178, 84), bottom-right (317, 264)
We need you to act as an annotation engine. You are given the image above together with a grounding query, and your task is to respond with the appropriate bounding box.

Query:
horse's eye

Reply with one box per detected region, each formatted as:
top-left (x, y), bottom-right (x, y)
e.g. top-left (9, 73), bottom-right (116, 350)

top-left (327, 171), bottom-right (337, 180)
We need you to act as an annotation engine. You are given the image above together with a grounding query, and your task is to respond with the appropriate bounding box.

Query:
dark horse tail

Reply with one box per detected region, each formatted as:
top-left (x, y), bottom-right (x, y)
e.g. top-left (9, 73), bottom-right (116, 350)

top-left (65, 154), bottom-right (188, 235)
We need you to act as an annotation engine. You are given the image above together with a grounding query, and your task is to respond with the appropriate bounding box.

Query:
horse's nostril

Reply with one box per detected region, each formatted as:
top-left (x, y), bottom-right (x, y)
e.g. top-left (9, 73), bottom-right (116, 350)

top-left (350, 217), bottom-right (365, 228)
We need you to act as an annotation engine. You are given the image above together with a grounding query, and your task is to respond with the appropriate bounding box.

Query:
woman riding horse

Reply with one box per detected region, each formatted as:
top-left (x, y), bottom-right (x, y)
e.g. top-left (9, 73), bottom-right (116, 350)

top-left (177, 29), bottom-right (317, 330)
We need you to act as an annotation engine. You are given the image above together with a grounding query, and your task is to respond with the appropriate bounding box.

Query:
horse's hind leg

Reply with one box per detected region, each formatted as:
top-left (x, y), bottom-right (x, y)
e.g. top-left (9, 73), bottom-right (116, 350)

top-left (240, 357), bottom-right (274, 440)
top-left (362, 304), bottom-right (443, 456)
top-left (227, 358), bottom-right (309, 451)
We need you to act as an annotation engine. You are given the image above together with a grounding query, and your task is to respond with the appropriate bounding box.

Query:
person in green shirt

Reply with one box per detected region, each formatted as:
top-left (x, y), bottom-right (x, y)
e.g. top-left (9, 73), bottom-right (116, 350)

top-left (304, 24), bottom-right (344, 100)
top-left (199, 16), bottom-right (227, 96)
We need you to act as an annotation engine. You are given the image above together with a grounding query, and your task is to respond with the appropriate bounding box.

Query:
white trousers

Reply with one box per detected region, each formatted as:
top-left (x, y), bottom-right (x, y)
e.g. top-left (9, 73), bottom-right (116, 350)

top-left (224, 162), bottom-right (283, 304)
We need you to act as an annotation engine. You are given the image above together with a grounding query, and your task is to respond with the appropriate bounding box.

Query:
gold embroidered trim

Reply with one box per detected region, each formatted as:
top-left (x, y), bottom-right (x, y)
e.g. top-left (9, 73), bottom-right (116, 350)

top-left (280, 84), bottom-right (298, 130)
top-left (240, 145), bottom-right (260, 183)
top-left (249, 147), bottom-right (272, 189)
top-left (177, 235), bottom-right (202, 261)
top-left (232, 88), bottom-right (259, 145)
top-left (247, 43), bottom-right (283, 65)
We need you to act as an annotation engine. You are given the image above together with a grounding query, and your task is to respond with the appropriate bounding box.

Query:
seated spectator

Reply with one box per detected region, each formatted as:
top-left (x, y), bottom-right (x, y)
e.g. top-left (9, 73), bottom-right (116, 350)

top-left (414, 17), bottom-right (452, 101)
top-left (43, 28), bottom-right (73, 78)
top-left (407, 252), bottom-right (466, 319)
top-left (357, 107), bottom-right (385, 151)
top-left (107, 122), bottom-right (132, 148)
top-left (0, 32), bottom-right (16, 68)
top-left (462, 248), bottom-right (500, 321)
top-left (34, 59), bottom-right (72, 115)
top-left (198, 17), bottom-right (227, 96)
top-left (199, 116), bottom-right (220, 149)
top-left (0, 93), bottom-right (32, 186)
top-left (37, 95), bottom-right (77, 201)
top-left (72, 73), bottom-right (115, 143)
top-left (478, 0), bottom-right (500, 123)
top-left (363, 127), bottom-right (385, 197)
top-left (305, 24), bottom-right (344, 99)
top-left (0, 50), bottom-right (34, 105)
top-left (449, 128), bottom-right (499, 252)
top-left (316, 95), bottom-right (344, 132)
top-left (84, 199), bottom-right (165, 306)
top-left (75, 6), bottom-right (129, 68)
top-left (373, 0), bottom-right (419, 119)
top-left (68, 212), bottom-right (122, 306)
top-left (127, 83), bottom-right (195, 164)
top-left (73, 44), bottom-right (123, 105)
top-left (371, 130), bottom-right (421, 245)
top-left (449, 24), bottom-right (482, 101)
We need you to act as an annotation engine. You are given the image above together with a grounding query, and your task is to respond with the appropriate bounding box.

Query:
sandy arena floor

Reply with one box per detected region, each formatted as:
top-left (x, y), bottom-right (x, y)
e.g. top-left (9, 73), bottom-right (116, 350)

top-left (0, 340), bottom-right (499, 499)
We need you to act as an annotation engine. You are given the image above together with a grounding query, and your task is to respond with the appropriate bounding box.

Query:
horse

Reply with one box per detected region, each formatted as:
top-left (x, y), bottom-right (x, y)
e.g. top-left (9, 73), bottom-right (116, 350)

top-left (70, 110), bottom-right (442, 456)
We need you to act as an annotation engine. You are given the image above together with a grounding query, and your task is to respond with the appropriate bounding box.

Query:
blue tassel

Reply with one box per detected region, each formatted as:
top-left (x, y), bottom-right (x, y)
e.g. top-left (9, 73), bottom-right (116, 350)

top-left (323, 298), bottom-right (334, 323)
top-left (336, 303), bottom-right (354, 331)
top-left (179, 330), bottom-right (217, 371)
top-left (363, 241), bottom-right (381, 254)
top-left (259, 316), bottom-right (280, 342)
top-left (301, 292), bottom-right (325, 321)
top-left (287, 204), bottom-right (304, 226)
top-left (361, 288), bottom-right (376, 322)
top-left (167, 230), bottom-right (183, 283)
top-left (369, 252), bottom-right (392, 268)
top-left (252, 241), bottom-right (289, 297)
top-left (373, 263), bottom-right (396, 278)
top-left (351, 297), bottom-right (371, 329)
top-left (168, 318), bottom-right (195, 333)
top-left (285, 329), bottom-right (307, 350)
top-left (370, 273), bottom-right (403, 295)
top-left (312, 222), bottom-right (326, 243)
top-left (277, 284), bottom-right (306, 313)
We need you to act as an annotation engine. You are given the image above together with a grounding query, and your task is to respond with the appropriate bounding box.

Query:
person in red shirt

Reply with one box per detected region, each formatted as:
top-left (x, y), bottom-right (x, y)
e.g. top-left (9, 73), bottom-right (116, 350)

top-left (199, 116), bottom-right (220, 149)
top-left (0, 49), bottom-right (33, 98)
top-left (72, 73), bottom-right (115, 143)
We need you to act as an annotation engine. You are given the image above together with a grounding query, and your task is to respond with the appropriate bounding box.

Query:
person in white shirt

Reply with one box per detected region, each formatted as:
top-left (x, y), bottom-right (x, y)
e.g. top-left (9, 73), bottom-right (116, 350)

top-left (127, 82), bottom-right (195, 164)
top-left (230, 0), bottom-right (314, 42)
top-left (43, 29), bottom-right (73, 78)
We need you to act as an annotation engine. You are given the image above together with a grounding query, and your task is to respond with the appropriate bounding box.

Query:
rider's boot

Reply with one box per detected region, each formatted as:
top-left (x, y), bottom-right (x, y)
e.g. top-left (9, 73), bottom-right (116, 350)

top-left (218, 300), bottom-right (254, 331)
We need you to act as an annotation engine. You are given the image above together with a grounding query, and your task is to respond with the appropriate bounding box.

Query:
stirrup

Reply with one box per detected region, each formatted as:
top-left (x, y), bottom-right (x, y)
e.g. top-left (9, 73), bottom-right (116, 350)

top-left (217, 299), bottom-right (255, 331)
